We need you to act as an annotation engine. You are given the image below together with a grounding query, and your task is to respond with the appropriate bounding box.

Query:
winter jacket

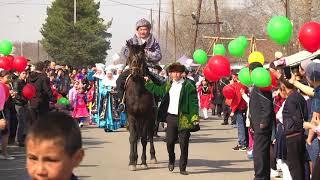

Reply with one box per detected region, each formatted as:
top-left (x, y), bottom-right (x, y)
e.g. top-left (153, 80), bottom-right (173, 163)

top-left (13, 79), bottom-right (28, 106)
top-left (230, 82), bottom-right (247, 113)
top-left (283, 91), bottom-right (308, 136)
top-left (28, 71), bottom-right (55, 113)
top-left (145, 78), bottom-right (199, 131)
top-left (124, 34), bottom-right (162, 64)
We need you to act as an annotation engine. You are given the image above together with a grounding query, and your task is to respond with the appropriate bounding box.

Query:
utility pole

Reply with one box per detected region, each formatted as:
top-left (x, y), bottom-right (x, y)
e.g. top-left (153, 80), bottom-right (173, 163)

top-left (213, 0), bottom-right (221, 36)
top-left (37, 40), bottom-right (40, 62)
top-left (16, 15), bottom-right (23, 56)
top-left (192, 0), bottom-right (223, 52)
top-left (74, 0), bottom-right (77, 24)
top-left (165, 21), bottom-right (168, 50)
top-left (171, 0), bottom-right (176, 60)
top-left (150, 9), bottom-right (153, 25)
top-left (158, 0), bottom-right (161, 39)
top-left (193, 0), bottom-right (203, 52)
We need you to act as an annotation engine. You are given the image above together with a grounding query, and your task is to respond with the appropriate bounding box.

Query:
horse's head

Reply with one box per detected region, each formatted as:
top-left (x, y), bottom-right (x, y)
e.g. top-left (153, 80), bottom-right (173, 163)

top-left (126, 41), bottom-right (147, 76)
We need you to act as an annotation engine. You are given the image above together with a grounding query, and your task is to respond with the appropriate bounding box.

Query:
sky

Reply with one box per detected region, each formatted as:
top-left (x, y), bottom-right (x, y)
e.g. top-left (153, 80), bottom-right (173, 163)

top-left (0, 0), bottom-right (168, 58)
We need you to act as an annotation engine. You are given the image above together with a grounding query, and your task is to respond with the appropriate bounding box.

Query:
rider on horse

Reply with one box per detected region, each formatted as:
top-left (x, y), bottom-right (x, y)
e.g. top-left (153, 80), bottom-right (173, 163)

top-left (116, 18), bottom-right (164, 112)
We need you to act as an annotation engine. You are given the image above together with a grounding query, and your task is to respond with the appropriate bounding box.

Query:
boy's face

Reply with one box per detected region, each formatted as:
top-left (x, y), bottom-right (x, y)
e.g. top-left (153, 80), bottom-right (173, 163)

top-left (26, 138), bottom-right (84, 180)
top-left (170, 71), bottom-right (183, 81)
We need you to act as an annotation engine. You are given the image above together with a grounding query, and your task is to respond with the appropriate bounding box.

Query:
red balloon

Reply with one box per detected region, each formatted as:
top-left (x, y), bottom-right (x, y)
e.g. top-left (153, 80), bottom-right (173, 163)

top-left (203, 65), bottom-right (220, 82)
top-left (12, 56), bottom-right (28, 72)
top-left (298, 22), bottom-right (320, 53)
top-left (208, 55), bottom-right (231, 77)
top-left (22, 84), bottom-right (36, 100)
top-left (0, 56), bottom-right (13, 70)
top-left (0, 83), bottom-right (10, 101)
top-left (222, 84), bottom-right (235, 99)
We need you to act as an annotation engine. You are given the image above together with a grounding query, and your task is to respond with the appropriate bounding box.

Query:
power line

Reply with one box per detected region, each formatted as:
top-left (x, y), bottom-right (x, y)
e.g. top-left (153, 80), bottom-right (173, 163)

top-left (106, 0), bottom-right (190, 17)
top-left (0, 1), bottom-right (169, 7)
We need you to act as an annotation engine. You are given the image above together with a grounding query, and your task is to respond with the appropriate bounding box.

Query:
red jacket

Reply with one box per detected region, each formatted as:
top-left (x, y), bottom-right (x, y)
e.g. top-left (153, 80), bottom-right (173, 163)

top-left (230, 82), bottom-right (247, 113)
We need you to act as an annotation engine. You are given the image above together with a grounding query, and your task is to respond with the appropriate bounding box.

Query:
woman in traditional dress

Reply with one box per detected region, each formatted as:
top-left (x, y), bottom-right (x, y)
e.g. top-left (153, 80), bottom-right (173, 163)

top-left (100, 68), bottom-right (120, 132)
top-left (91, 63), bottom-right (106, 125)
top-left (197, 79), bottom-right (213, 120)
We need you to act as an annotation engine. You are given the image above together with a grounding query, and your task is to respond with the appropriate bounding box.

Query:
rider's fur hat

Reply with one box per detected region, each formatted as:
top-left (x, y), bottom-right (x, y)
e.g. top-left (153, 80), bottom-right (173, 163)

top-left (167, 63), bottom-right (186, 73)
top-left (136, 18), bottom-right (152, 30)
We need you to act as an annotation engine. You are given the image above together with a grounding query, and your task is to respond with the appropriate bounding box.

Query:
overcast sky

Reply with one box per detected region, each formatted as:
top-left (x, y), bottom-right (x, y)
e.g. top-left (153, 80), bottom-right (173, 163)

top-left (0, 0), bottom-right (167, 56)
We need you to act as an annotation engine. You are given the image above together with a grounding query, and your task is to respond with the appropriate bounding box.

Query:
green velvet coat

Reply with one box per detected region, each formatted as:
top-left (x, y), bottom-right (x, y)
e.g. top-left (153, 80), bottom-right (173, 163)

top-left (145, 78), bottom-right (199, 131)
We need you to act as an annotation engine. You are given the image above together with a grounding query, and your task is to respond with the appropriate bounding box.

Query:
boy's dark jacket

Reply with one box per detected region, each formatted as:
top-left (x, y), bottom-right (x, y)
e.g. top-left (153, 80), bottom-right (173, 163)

top-left (145, 78), bottom-right (199, 131)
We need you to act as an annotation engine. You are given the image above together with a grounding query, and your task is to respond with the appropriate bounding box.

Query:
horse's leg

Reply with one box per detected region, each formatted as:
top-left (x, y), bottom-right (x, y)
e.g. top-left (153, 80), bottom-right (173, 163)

top-left (140, 130), bottom-right (148, 169)
top-left (128, 118), bottom-right (138, 171)
top-left (149, 116), bottom-right (157, 164)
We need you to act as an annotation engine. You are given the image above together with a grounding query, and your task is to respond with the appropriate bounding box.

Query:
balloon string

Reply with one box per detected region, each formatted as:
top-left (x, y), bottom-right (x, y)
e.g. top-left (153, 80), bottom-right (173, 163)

top-left (218, 80), bottom-right (282, 108)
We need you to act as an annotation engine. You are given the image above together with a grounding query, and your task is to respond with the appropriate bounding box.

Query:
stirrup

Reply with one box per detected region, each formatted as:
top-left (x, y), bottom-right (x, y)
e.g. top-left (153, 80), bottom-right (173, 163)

top-left (118, 103), bottom-right (126, 112)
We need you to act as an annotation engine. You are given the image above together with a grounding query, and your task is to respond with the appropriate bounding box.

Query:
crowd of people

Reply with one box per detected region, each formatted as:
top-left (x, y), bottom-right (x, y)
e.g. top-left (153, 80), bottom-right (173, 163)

top-left (0, 17), bottom-right (319, 180)
top-left (199, 55), bottom-right (320, 180)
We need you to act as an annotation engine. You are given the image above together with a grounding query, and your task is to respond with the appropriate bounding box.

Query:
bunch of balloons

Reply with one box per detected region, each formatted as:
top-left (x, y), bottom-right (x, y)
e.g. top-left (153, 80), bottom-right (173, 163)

top-left (203, 55), bottom-right (231, 82)
top-left (228, 36), bottom-right (248, 58)
top-left (238, 66), bottom-right (275, 88)
top-left (193, 49), bottom-right (208, 65)
top-left (57, 97), bottom-right (70, 105)
top-left (22, 84), bottom-right (36, 100)
top-left (298, 21), bottom-right (320, 53)
top-left (267, 16), bottom-right (293, 45)
top-left (0, 39), bottom-right (28, 72)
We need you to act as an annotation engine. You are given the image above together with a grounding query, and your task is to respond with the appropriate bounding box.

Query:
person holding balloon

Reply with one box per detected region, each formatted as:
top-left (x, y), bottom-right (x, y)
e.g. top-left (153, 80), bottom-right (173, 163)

top-left (12, 70), bottom-right (28, 147)
top-left (28, 62), bottom-right (56, 122)
top-left (248, 62), bottom-right (276, 180)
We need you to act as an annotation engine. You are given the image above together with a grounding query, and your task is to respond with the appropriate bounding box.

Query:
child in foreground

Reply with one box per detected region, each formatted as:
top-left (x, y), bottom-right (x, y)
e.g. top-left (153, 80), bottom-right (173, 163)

top-left (26, 112), bottom-right (84, 180)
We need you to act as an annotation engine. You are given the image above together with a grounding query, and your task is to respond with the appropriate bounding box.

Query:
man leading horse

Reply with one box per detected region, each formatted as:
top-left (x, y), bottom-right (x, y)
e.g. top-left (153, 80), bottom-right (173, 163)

top-left (116, 18), bottom-right (163, 112)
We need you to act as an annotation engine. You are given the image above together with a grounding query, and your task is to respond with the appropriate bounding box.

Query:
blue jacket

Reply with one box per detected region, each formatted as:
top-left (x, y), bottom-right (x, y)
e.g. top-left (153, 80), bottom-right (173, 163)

top-left (124, 34), bottom-right (162, 64)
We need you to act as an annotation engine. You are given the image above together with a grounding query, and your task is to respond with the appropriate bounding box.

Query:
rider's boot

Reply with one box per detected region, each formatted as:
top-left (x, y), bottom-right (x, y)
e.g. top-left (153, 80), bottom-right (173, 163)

top-left (117, 90), bottom-right (125, 112)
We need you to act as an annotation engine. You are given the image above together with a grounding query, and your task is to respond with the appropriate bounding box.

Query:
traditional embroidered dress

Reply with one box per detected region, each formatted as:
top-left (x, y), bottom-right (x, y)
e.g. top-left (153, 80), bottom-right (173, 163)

top-left (198, 85), bottom-right (213, 109)
top-left (72, 92), bottom-right (89, 119)
top-left (100, 76), bottom-right (120, 131)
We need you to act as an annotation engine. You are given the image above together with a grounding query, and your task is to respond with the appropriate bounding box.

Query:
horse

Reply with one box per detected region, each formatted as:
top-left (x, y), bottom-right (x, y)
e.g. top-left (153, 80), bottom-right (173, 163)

top-left (125, 41), bottom-right (157, 171)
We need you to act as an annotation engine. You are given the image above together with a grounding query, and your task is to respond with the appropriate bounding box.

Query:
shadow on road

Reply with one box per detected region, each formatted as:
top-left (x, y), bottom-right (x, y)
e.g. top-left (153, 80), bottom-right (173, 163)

top-left (187, 159), bottom-right (252, 174)
top-left (189, 137), bottom-right (237, 144)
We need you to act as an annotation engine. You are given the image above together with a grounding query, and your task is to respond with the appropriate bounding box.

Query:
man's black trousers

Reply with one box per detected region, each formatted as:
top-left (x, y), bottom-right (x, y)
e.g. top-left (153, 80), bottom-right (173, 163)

top-left (166, 114), bottom-right (190, 171)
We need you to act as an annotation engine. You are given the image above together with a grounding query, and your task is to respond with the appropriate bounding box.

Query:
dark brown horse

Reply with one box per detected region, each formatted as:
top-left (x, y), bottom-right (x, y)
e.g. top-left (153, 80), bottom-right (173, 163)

top-left (125, 42), bottom-right (157, 171)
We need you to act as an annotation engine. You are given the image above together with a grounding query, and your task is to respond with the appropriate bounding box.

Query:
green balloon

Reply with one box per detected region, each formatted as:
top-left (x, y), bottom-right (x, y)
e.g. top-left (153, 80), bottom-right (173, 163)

top-left (251, 67), bottom-right (271, 87)
top-left (193, 49), bottom-right (208, 64)
top-left (228, 39), bottom-right (246, 58)
top-left (267, 16), bottom-right (293, 45)
top-left (237, 36), bottom-right (248, 49)
top-left (57, 97), bottom-right (70, 105)
top-left (238, 67), bottom-right (252, 86)
top-left (213, 44), bottom-right (226, 55)
top-left (0, 39), bottom-right (13, 56)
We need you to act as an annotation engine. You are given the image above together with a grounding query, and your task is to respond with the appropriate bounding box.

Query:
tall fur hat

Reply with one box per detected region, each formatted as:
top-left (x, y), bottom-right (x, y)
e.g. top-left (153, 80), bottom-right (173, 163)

top-left (167, 63), bottom-right (186, 73)
top-left (136, 18), bottom-right (152, 30)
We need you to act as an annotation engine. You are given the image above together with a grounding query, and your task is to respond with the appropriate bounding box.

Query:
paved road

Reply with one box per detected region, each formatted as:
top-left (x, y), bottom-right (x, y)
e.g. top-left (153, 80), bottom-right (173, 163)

top-left (0, 116), bottom-right (256, 180)
top-left (75, 116), bottom-right (254, 180)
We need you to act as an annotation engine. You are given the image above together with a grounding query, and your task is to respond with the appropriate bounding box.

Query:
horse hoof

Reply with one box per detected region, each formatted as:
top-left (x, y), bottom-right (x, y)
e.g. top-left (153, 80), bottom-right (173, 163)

top-left (141, 164), bottom-right (148, 169)
top-left (150, 158), bottom-right (158, 164)
top-left (129, 165), bottom-right (137, 171)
